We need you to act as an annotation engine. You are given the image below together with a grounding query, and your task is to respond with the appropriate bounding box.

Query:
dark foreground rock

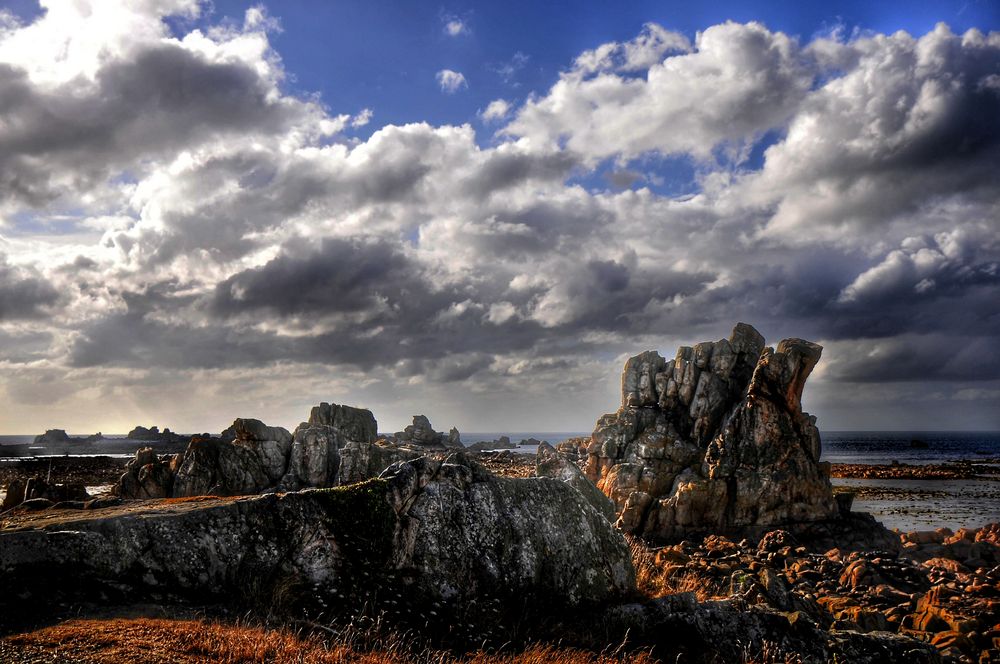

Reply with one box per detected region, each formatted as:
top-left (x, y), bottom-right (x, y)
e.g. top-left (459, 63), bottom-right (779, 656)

top-left (586, 323), bottom-right (839, 541)
top-left (536, 441), bottom-right (616, 522)
top-left (0, 478), bottom-right (89, 511)
top-left (607, 592), bottom-right (941, 663)
top-left (2, 453), bottom-right (634, 628)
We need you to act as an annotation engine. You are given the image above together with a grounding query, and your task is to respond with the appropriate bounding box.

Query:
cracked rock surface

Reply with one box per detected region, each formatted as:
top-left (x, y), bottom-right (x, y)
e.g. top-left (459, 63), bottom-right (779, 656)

top-left (586, 323), bottom-right (839, 540)
top-left (1, 453), bottom-right (635, 625)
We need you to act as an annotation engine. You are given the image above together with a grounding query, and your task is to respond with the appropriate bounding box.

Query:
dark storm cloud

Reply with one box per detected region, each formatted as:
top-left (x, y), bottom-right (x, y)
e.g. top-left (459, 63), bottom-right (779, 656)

top-left (0, 43), bottom-right (313, 207)
top-left (463, 149), bottom-right (578, 198)
top-left (211, 237), bottom-right (424, 317)
top-left (0, 328), bottom-right (52, 363)
top-left (0, 256), bottom-right (60, 320)
top-left (823, 334), bottom-right (1000, 383)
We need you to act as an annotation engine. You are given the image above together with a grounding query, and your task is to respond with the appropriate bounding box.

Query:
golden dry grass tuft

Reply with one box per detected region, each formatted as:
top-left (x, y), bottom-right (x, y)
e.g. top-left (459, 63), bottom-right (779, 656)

top-left (2, 618), bottom-right (660, 664)
top-left (628, 536), bottom-right (725, 602)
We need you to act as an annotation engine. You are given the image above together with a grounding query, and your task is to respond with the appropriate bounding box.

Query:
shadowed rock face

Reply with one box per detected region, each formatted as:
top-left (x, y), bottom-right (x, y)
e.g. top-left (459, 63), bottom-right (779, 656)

top-left (585, 323), bottom-right (838, 540)
top-left (536, 441), bottom-right (617, 523)
top-left (1, 454), bottom-right (635, 623)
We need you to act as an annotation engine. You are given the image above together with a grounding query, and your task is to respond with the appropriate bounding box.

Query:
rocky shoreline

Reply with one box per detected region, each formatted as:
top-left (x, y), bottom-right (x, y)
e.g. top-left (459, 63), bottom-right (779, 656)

top-left (1, 323), bottom-right (997, 663)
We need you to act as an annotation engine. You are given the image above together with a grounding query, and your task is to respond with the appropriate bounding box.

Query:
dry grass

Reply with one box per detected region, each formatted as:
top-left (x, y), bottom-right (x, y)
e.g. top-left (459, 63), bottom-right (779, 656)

top-left (740, 640), bottom-right (803, 664)
top-left (161, 495), bottom-right (242, 504)
top-left (628, 537), bottom-right (725, 602)
top-left (2, 618), bottom-right (659, 664)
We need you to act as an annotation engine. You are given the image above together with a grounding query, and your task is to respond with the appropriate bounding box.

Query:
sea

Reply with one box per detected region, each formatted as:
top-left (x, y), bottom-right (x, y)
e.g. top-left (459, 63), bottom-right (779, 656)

top-left (2, 431), bottom-right (998, 532)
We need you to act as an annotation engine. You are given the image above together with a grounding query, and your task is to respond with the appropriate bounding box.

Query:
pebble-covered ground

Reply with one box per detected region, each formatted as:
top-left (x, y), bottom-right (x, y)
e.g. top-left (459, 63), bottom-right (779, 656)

top-left (633, 525), bottom-right (1000, 663)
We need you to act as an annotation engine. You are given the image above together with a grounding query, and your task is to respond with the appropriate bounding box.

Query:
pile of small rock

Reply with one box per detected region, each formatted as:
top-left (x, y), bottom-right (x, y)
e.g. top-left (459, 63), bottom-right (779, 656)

top-left (640, 524), bottom-right (1000, 662)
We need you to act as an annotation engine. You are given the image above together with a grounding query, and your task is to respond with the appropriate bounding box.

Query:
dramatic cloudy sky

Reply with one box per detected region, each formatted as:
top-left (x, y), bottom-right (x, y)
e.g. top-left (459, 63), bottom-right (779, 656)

top-left (1, 0), bottom-right (998, 435)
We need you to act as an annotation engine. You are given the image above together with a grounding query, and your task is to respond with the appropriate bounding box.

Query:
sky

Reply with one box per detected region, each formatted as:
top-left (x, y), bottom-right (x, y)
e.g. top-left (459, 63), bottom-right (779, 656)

top-left (0, 0), bottom-right (998, 435)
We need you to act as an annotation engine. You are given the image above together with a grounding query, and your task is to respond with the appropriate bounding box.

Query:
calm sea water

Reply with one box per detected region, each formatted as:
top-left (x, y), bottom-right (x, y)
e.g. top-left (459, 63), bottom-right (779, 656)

top-left (3, 431), bottom-right (998, 462)
top-left (463, 430), bottom-right (1000, 463)
top-left (820, 431), bottom-right (1000, 465)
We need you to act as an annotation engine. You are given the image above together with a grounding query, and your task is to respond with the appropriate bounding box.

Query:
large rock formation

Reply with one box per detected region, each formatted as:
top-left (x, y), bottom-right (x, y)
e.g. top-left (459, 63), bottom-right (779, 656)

top-left (113, 404), bottom-right (423, 498)
top-left (281, 402), bottom-right (420, 490)
top-left (2, 454), bottom-right (634, 625)
top-left (392, 415), bottom-right (463, 449)
top-left (586, 323), bottom-right (838, 540)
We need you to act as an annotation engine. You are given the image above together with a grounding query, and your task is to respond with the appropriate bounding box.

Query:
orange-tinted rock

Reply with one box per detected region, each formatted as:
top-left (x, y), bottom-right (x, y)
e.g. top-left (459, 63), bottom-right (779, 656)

top-left (585, 323), bottom-right (838, 540)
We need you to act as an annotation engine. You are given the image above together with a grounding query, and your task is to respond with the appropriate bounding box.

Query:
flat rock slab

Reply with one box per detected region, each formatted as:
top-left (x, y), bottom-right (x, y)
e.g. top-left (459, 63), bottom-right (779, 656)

top-left (0, 454), bottom-right (635, 628)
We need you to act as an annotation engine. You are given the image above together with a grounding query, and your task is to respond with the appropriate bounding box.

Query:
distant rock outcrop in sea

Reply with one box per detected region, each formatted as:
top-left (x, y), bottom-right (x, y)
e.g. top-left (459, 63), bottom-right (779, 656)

top-left (389, 415), bottom-right (463, 450)
top-left (585, 322), bottom-right (839, 540)
top-left (31, 429), bottom-right (102, 447)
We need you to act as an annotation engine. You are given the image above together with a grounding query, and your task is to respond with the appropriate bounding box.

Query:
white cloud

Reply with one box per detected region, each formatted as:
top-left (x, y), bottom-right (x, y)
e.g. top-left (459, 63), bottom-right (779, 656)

top-left (436, 68), bottom-right (468, 93)
top-left (504, 21), bottom-right (810, 163)
top-left (1, 7), bottom-right (999, 432)
top-left (351, 108), bottom-right (373, 128)
top-left (443, 17), bottom-right (469, 37)
top-left (480, 99), bottom-right (511, 122)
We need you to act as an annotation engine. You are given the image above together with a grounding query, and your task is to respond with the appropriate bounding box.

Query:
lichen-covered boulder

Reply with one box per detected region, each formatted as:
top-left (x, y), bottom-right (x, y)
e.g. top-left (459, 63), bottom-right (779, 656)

top-left (536, 441), bottom-right (617, 522)
top-left (0, 454), bottom-right (635, 625)
top-left (586, 323), bottom-right (838, 541)
top-left (381, 452), bottom-right (635, 609)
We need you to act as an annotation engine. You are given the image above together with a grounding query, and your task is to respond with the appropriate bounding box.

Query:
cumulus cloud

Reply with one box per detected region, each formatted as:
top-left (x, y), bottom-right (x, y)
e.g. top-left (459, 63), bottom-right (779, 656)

top-left (0, 4), bottom-right (324, 210)
top-left (1, 4), bottom-right (999, 432)
top-left (0, 255), bottom-right (60, 320)
top-left (480, 99), bottom-right (511, 122)
top-left (504, 21), bottom-right (811, 163)
top-left (436, 69), bottom-right (468, 93)
top-left (739, 24), bottom-right (1000, 236)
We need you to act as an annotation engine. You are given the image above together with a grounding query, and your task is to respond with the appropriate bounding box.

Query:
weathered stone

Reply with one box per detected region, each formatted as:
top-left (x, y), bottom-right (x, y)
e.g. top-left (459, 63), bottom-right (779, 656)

top-left (308, 402), bottom-right (377, 444)
top-left (466, 436), bottom-right (515, 452)
top-left (233, 418), bottom-right (293, 483)
top-left (281, 424), bottom-right (343, 489)
top-left (0, 454), bottom-right (635, 625)
top-left (622, 351), bottom-right (665, 408)
top-left (338, 439), bottom-right (422, 485)
top-left (126, 426), bottom-right (187, 443)
top-left (586, 323), bottom-right (838, 541)
top-left (536, 441), bottom-right (617, 522)
top-left (172, 437), bottom-right (271, 497)
top-left (113, 447), bottom-right (175, 499)
top-left (392, 415), bottom-right (463, 450)
top-left (112, 405), bottom-right (412, 498)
